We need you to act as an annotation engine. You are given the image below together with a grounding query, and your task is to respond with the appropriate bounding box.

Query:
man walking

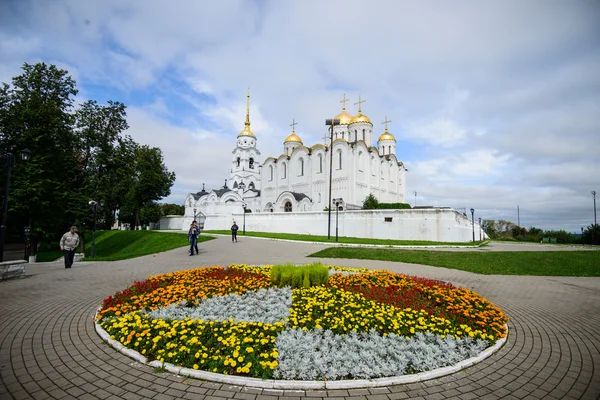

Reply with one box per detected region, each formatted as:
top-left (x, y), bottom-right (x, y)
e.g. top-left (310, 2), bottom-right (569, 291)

top-left (60, 226), bottom-right (79, 268)
top-left (188, 220), bottom-right (200, 255)
top-left (231, 221), bottom-right (239, 242)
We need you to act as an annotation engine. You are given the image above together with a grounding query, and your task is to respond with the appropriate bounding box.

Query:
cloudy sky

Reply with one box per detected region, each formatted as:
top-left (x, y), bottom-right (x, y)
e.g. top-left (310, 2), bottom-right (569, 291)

top-left (2, 0), bottom-right (599, 231)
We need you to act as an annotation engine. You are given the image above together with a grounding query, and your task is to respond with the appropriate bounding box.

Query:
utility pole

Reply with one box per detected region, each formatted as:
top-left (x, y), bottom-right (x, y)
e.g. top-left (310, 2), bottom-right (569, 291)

top-left (517, 205), bottom-right (520, 226)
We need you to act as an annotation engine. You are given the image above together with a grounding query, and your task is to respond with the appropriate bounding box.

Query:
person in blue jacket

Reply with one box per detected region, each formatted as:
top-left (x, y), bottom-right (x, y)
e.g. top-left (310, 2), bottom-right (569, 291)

top-left (188, 220), bottom-right (201, 255)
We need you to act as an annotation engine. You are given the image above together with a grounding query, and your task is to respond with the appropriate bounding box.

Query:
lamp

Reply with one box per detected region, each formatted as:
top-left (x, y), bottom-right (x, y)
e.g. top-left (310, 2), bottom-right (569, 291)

top-left (470, 208), bottom-right (475, 243)
top-left (325, 118), bottom-right (340, 240)
top-left (193, 208), bottom-right (197, 221)
top-left (334, 198), bottom-right (342, 242)
top-left (89, 200), bottom-right (103, 257)
top-left (242, 202), bottom-right (247, 235)
top-left (413, 190), bottom-right (417, 207)
top-left (0, 148), bottom-right (31, 262)
top-left (478, 217), bottom-right (482, 241)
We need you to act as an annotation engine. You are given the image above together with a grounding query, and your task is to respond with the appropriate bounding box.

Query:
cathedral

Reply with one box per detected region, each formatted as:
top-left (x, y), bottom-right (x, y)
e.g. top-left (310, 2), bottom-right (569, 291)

top-left (185, 92), bottom-right (408, 218)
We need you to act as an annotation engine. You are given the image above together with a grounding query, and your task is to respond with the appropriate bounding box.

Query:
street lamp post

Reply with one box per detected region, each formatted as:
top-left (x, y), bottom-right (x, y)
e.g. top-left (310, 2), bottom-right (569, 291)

top-left (242, 202), bottom-right (247, 235)
top-left (335, 199), bottom-right (342, 242)
top-left (0, 148), bottom-right (31, 262)
top-left (193, 208), bottom-right (197, 221)
top-left (470, 208), bottom-right (475, 243)
top-left (325, 118), bottom-right (340, 239)
top-left (24, 225), bottom-right (31, 261)
top-left (413, 190), bottom-right (417, 208)
top-left (479, 217), bottom-right (482, 241)
top-left (592, 191), bottom-right (597, 226)
top-left (593, 190), bottom-right (597, 246)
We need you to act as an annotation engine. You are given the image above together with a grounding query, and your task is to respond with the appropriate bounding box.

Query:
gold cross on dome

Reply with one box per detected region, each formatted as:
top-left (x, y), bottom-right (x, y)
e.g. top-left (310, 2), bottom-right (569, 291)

top-left (340, 93), bottom-right (349, 110)
top-left (354, 94), bottom-right (366, 112)
top-left (382, 116), bottom-right (392, 131)
top-left (290, 119), bottom-right (298, 132)
top-left (322, 131), bottom-right (329, 146)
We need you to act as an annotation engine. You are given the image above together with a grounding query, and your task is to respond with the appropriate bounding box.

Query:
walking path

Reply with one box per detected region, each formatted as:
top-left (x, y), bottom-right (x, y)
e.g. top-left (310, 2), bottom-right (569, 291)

top-left (1, 237), bottom-right (599, 399)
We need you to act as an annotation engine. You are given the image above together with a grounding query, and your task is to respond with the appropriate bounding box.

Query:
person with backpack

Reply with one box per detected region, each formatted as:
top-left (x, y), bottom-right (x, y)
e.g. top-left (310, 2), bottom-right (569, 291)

top-left (231, 221), bottom-right (239, 242)
top-left (188, 220), bottom-right (201, 255)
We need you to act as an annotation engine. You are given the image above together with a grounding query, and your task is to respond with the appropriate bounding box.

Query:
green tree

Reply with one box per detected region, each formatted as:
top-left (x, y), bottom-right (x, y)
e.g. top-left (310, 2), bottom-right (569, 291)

top-left (141, 202), bottom-right (163, 224)
top-left (122, 145), bottom-right (175, 228)
top-left (363, 193), bottom-right (379, 209)
top-left (161, 203), bottom-right (185, 215)
top-left (582, 224), bottom-right (600, 245)
top-left (73, 99), bottom-right (130, 230)
top-left (0, 62), bottom-right (79, 252)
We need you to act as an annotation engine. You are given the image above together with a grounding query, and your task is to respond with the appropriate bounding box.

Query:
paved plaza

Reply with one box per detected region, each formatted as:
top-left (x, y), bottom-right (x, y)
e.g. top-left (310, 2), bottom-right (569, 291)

top-left (1, 237), bottom-right (599, 399)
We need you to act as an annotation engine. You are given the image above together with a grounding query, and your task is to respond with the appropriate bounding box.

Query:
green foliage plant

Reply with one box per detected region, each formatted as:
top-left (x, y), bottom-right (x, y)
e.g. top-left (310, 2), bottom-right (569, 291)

top-left (270, 263), bottom-right (329, 288)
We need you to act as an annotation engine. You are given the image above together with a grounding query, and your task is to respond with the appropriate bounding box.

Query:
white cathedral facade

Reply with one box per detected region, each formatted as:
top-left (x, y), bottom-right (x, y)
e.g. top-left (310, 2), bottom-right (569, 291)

top-left (184, 92), bottom-right (408, 218)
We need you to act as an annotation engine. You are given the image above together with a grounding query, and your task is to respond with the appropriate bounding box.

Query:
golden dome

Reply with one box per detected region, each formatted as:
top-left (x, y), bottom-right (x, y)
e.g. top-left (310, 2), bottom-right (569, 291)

top-left (378, 131), bottom-right (396, 141)
top-left (238, 126), bottom-right (255, 138)
top-left (334, 109), bottom-right (353, 125)
top-left (351, 111), bottom-right (372, 124)
top-left (238, 89), bottom-right (256, 138)
top-left (284, 132), bottom-right (303, 143)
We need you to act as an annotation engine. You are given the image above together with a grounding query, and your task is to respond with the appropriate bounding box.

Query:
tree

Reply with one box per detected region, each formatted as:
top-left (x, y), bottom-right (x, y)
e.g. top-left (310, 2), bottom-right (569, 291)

top-left (141, 202), bottom-right (163, 224)
top-left (161, 203), bottom-right (185, 216)
top-left (363, 193), bottom-right (379, 209)
top-left (122, 145), bottom-right (176, 228)
top-left (582, 224), bottom-right (600, 245)
top-left (73, 99), bottom-right (130, 230)
top-left (0, 62), bottom-right (79, 252)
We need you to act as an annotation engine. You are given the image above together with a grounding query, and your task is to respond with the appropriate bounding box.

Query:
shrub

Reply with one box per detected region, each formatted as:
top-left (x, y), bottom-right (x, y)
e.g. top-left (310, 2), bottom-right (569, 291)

top-left (270, 263), bottom-right (329, 288)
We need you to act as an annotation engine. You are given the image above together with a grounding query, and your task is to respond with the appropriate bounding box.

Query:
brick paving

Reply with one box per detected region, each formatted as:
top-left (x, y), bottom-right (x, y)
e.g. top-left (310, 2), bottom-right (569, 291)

top-left (1, 237), bottom-right (599, 399)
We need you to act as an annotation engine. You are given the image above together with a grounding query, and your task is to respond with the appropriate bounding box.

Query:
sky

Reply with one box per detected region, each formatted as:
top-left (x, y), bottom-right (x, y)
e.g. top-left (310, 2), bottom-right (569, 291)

top-left (1, 0), bottom-right (599, 232)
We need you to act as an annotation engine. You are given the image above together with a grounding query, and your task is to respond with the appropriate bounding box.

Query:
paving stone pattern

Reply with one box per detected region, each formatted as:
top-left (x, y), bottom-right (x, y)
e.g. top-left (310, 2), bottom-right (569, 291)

top-left (1, 237), bottom-right (599, 399)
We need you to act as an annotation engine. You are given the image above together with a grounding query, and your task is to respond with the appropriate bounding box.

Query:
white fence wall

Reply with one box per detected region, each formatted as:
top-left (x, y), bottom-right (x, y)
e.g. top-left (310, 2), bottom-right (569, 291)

top-left (202, 209), bottom-right (486, 243)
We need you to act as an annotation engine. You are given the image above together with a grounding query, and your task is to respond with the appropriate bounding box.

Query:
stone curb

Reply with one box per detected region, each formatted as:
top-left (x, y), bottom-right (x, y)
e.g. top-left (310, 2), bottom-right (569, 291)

top-left (95, 308), bottom-right (507, 389)
top-left (203, 233), bottom-right (490, 249)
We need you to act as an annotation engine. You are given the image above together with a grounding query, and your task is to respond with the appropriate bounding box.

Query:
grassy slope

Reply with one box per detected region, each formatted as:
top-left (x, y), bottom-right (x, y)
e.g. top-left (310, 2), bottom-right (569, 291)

top-left (36, 230), bottom-right (215, 262)
top-left (308, 247), bottom-right (600, 276)
top-left (203, 230), bottom-right (482, 247)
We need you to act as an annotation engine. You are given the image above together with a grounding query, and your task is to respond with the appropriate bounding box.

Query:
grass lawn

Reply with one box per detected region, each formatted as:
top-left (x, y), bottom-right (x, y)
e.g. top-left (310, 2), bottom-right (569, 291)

top-left (308, 247), bottom-right (600, 276)
top-left (203, 230), bottom-right (484, 247)
top-left (36, 230), bottom-right (215, 262)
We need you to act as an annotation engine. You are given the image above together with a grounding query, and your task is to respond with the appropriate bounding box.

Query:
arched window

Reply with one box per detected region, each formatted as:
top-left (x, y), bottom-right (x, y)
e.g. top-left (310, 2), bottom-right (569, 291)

top-left (318, 193), bottom-right (322, 203)
top-left (362, 129), bottom-right (365, 141)
top-left (233, 181), bottom-right (238, 188)
top-left (269, 165), bottom-right (273, 181)
top-left (236, 157), bottom-right (240, 167)
top-left (299, 158), bottom-right (304, 176)
top-left (388, 146), bottom-right (391, 154)
top-left (358, 151), bottom-right (364, 171)
top-left (249, 157), bottom-right (254, 169)
top-left (249, 182), bottom-right (255, 189)
top-left (284, 201), bottom-right (292, 212)
top-left (283, 163), bottom-right (287, 179)
top-left (338, 150), bottom-right (342, 170)
top-left (319, 154), bottom-right (323, 173)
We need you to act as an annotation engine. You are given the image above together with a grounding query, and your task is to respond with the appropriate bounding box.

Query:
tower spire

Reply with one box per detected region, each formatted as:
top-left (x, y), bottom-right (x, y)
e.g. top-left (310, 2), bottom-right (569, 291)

top-left (244, 88), bottom-right (251, 129)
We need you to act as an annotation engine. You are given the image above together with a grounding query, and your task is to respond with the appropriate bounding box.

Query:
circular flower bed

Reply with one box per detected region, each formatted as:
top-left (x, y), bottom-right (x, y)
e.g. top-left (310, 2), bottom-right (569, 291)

top-left (97, 265), bottom-right (508, 381)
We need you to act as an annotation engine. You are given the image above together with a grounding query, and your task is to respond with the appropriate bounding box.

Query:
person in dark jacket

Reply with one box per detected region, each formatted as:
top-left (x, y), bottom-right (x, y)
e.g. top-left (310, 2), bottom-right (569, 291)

top-left (231, 221), bottom-right (239, 242)
top-left (188, 220), bottom-right (200, 255)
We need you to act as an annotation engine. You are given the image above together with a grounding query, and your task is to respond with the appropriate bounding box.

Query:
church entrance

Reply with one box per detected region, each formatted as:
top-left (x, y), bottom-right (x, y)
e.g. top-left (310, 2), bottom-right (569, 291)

top-left (284, 201), bottom-right (292, 212)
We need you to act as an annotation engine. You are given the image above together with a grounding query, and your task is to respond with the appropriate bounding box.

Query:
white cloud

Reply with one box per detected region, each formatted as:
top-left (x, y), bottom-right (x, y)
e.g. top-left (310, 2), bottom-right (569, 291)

top-left (2, 0), bottom-right (599, 231)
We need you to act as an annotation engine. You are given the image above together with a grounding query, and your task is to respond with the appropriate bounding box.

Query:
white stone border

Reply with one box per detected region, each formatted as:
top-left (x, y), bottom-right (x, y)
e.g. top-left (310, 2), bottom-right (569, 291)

top-left (95, 308), bottom-right (507, 389)
top-left (203, 233), bottom-right (490, 249)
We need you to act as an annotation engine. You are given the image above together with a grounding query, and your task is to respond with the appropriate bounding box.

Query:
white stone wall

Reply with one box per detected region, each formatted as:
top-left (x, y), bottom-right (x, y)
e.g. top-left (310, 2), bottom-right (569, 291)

top-left (202, 209), bottom-right (487, 243)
